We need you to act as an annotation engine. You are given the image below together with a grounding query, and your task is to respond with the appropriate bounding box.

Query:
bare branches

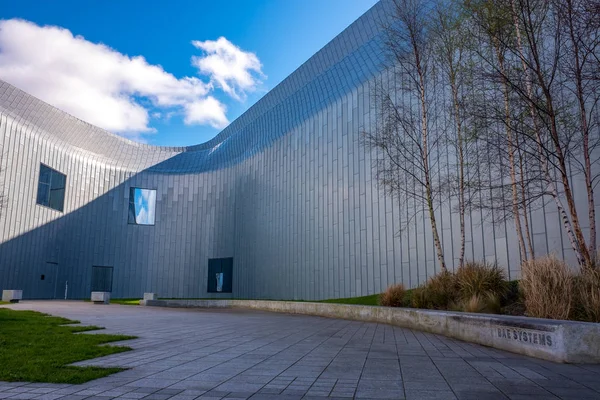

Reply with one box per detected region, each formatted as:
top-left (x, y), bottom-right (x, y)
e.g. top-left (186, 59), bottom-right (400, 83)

top-left (365, 0), bottom-right (600, 270)
top-left (365, 0), bottom-right (447, 271)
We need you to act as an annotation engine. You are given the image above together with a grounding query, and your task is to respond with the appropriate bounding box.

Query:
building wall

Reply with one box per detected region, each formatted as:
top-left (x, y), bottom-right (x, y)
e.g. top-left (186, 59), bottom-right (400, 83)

top-left (0, 0), bottom-right (594, 300)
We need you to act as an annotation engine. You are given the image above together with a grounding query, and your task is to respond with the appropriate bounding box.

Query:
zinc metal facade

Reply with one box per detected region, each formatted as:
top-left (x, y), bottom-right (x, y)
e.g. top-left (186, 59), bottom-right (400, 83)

top-left (0, 0), bottom-right (588, 300)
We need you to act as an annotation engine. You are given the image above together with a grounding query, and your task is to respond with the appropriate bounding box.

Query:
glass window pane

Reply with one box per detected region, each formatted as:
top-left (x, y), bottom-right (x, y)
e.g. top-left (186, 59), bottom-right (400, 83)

top-left (39, 165), bottom-right (51, 184)
top-left (50, 171), bottom-right (66, 190)
top-left (49, 187), bottom-right (65, 211)
top-left (36, 182), bottom-right (49, 206)
top-left (36, 164), bottom-right (66, 212)
top-left (128, 187), bottom-right (156, 225)
top-left (128, 188), bottom-right (137, 224)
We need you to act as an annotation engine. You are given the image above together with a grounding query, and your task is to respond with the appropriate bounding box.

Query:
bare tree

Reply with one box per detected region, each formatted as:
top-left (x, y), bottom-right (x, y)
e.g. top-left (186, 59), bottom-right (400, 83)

top-left (368, 0), bottom-right (599, 272)
top-left (463, 0), bottom-right (536, 261)
top-left (432, 0), bottom-right (473, 268)
top-left (556, 0), bottom-right (600, 265)
top-left (364, 0), bottom-right (447, 272)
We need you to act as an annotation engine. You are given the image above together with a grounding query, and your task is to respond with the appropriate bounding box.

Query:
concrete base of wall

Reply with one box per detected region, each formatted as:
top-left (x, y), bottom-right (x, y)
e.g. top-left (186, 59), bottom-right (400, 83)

top-left (143, 299), bottom-right (600, 364)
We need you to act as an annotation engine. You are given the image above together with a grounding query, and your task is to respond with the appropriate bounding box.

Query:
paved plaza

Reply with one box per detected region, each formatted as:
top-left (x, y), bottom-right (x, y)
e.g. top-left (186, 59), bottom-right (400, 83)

top-left (1, 302), bottom-right (600, 400)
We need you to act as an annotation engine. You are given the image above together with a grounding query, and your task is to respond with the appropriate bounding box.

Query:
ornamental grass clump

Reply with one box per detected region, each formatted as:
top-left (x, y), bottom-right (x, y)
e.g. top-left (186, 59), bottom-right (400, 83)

top-left (379, 283), bottom-right (406, 307)
top-left (521, 255), bottom-right (573, 320)
top-left (410, 271), bottom-right (458, 310)
top-left (461, 292), bottom-right (502, 314)
top-left (456, 261), bottom-right (507, 300)
top-left (574, 267), bottom-right (600, 322)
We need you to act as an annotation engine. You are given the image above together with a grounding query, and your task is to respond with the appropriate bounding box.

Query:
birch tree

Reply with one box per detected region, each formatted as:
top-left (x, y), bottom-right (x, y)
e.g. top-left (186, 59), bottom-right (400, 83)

top-left (364, 0), bottom-right (447, 272)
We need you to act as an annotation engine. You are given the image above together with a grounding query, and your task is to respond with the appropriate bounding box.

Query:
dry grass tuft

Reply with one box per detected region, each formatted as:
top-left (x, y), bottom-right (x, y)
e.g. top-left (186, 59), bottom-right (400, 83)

top-left (574, 267), bottom-right (600, 322)
top-left (460, 292), bottom-right (501, 314)
top-left (521, 255), bottom-right (573, 320)
top-left (456, 261), bottom-right (507, 299)
top-left (410, 271), bottom-right (458, 310)
top-left (379, 283), bottom-right (406, 307)
top-left (410, 286), bottom-right (429, 309)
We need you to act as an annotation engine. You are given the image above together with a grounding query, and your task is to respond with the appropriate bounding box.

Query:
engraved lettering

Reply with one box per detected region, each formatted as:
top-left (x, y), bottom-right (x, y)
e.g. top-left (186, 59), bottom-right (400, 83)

top-left (492, 326), bottom-right (554, 348)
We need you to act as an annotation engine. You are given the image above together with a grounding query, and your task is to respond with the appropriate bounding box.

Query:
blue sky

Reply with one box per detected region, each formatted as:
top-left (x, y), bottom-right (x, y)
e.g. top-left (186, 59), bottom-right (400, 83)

top-left (0, 0), bottom-right (377, 146)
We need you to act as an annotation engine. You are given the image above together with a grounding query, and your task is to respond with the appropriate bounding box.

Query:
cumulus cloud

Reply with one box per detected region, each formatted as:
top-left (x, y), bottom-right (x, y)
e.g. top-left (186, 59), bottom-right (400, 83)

top-left (184, 96), bottom-right (228, 127)
top-left (0, 19), bottom-right (264, 139)
top-left (192, 37), bottom-right (264, 100)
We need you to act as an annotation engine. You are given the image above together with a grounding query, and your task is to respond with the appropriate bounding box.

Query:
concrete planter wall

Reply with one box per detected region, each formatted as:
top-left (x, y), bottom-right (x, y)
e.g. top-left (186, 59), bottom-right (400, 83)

top-left (144, 299), bottom-right (600, 364)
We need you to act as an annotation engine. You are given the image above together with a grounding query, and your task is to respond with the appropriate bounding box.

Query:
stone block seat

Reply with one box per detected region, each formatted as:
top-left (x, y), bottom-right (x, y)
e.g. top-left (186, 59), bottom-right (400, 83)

top-left (2, 290), bottom-right (22, 303)
top-left (91, 291), bottom-right (111, 304)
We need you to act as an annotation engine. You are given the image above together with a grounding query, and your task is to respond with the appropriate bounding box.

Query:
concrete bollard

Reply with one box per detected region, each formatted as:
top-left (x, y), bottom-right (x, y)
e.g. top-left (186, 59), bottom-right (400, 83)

top-left (2, 290), bottom-right (23, 303)
top-left (91, 291), bottom-right (111, 304)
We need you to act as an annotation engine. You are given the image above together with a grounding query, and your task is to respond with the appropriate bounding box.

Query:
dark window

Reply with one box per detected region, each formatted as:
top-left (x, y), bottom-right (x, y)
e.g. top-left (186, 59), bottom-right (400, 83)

top-left (36, 164), bottom-right (66, 212)
top-left (91, 266), bottom-right (114, 292)
top-left (128, 187), bottom-right (157, 225)
top-left (207, 258), bottom-right (233, 293)
top-left (40, 275), bottom-right (45, 280)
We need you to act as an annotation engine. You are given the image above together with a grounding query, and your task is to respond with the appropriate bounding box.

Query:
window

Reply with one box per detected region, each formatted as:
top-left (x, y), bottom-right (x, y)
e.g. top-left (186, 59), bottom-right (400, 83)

top-left (36, 164), bottom-right (66, 212)
top-left (128, 188), bottom-right (156, 225)
top-left (207, 258), bottom-right (233, 293)
top-left (91, 266), bottom-right (113, 292)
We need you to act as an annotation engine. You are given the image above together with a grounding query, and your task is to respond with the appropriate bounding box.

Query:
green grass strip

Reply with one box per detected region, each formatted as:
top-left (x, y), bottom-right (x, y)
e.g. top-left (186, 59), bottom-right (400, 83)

top-left (0, 309), bottom-right (135, 383)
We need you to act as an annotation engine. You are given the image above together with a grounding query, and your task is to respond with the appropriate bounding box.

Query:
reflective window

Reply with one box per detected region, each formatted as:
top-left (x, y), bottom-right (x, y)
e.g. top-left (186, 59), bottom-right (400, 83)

top-left (128, 188), bottom-right (156, 225)
top-left (36, 164), bottom-right (66, 212)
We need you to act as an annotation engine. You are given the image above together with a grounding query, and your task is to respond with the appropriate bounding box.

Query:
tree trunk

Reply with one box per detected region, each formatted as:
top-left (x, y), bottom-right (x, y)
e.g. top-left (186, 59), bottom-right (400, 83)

top-left (510, 0), bottom-right (586, 266)
top-left (413, 36), bottom-right (447, 272)
top-left (493, 40), bottom-right (528, 262)
top-left (516, 131), bottom-right (535, 257)
top-left (449, 69), bottom-right (466, 269)
top-left (565, 0), bottom-right (596, 266)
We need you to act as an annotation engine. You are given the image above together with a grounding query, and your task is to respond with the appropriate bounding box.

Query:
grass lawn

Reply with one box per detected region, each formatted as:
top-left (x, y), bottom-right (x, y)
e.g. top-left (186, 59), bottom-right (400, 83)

top-left (83, 298), bottom-right (140, 305)
top-left (0, 309), bottom-right (135, 383)
top-left (111, 299), bottom-right (141, 306)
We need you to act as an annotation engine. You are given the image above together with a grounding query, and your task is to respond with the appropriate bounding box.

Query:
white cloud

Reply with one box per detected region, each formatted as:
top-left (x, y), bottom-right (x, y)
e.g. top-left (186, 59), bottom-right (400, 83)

top-left (192, 37), bottom-right (265, 100)
top-left (0, 19), bottom-right (265, 139)
top-left (184, 96), bottom-right (228, 128)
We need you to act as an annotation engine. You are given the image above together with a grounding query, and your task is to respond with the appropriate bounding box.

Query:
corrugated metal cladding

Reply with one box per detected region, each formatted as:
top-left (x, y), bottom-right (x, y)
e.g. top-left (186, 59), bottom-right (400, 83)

top-left (0, 0), bottom-right (589, 300)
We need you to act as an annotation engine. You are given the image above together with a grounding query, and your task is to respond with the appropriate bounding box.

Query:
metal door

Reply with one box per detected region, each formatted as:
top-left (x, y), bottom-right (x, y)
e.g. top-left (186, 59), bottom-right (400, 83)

top-left (39, 262), bottom-right (59, 299)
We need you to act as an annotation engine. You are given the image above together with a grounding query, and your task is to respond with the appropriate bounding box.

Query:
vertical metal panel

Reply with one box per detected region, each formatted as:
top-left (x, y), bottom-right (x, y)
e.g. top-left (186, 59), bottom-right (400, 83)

top-left (0, 0), bottom-right (595, 301)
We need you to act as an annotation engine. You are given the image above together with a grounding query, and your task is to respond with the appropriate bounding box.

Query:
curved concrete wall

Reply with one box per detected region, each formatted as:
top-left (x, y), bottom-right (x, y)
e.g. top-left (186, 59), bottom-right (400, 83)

top-left (0, 0), bottom-right (591, 300)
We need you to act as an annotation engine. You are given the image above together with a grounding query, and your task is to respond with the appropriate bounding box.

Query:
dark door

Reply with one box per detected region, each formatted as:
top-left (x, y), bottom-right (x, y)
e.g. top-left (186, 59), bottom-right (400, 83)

top-left (39, 262), bottom-right (59, 299)
top-left (207, 258), bottom-right (233, 293)
top-left (91, 266), bottom-right (113, 292)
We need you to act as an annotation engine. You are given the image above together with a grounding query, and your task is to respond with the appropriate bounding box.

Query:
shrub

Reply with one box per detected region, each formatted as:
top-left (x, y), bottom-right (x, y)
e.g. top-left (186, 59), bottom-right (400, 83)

top-left (410, 286), bottom-right (429, 308)
top-left (521, 255), bottom-right (573, 320)
top-left (456, 261), bottom-right (507, 300)
top-left (501, 280), bottom-right (525, 316)
top-left (425, 270), bottom-right (459, 309)
top-left (410, 271), bottom-right (458, 310)
top-left (574, 267), bottom-right (600, 322)
top-left (460, 293), bottom-right (501, 314)
top-left (379, 283), bottom-right (406, 307)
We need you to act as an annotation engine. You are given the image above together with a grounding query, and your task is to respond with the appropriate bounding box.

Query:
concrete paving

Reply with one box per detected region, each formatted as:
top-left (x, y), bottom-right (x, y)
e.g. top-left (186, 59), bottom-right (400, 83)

top-left (1, 301), bottom-right (600, 400)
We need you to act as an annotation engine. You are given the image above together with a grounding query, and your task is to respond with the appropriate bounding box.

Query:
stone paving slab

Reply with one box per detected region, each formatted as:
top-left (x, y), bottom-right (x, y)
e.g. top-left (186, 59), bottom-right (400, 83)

top-left (1, 301), bottom-right (599, 400)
